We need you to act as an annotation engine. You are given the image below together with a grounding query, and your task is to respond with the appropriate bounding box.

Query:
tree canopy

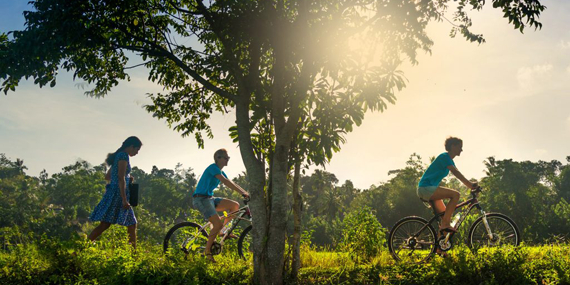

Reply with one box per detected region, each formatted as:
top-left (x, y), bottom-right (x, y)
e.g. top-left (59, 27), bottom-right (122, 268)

top-left (0, 0), bottom-right (546, 283)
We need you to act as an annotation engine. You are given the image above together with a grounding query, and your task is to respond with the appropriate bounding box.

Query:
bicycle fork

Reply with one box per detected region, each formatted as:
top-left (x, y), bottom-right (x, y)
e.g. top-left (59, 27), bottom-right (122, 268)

top-left (480, 210), bottom-right (494, 240)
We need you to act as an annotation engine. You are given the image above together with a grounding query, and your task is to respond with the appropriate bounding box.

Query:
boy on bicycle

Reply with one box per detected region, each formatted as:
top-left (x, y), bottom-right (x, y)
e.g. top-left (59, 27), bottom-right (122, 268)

top-left (417, 137), bottom-right (477, 233)
top-left (192, 148), bottom-right (250, 263)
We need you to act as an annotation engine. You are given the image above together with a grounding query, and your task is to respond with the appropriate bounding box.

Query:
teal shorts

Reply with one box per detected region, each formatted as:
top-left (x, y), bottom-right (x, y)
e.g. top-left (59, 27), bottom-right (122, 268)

top-left (417, 186), bottom-right (438, 201)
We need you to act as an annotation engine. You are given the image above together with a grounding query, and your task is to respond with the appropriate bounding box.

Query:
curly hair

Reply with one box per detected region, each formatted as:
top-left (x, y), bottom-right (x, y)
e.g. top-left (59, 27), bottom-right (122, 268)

top-left (444, 137), bottom-right (462, 151)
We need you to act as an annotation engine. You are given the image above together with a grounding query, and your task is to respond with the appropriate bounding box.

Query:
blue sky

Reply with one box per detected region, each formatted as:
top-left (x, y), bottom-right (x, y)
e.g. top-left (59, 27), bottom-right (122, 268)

top-left (1, 0), bottom-right (569, 189)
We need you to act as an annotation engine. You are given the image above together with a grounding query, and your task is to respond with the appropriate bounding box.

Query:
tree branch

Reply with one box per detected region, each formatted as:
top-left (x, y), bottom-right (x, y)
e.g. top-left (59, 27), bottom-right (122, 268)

top-left (194, 0), bottom-right (248, 92)
top-left (115, 27), bottom-right (236, 101)
top-left (167, 0), bottom-right (203, 15)
top-left (124, 60), bottom-right (154, 70)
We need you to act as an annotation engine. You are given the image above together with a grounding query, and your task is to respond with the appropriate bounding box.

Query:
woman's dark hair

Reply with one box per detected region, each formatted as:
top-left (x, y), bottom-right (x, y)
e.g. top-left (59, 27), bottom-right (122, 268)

top-left (444, 136), bottom-right (462, 151)
top-left (105, 136), bottom-right (143, 166)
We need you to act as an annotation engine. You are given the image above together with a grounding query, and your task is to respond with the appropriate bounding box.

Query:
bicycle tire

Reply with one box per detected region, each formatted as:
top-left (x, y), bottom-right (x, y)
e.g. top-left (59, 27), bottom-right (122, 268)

top-left (467, 213), bottom-right (520, 248)
top-left (237, 225), bottom-right (252, 260)
top-left (163, 222), bottom-right (209, 255)
top-left (388, 216), bottom-right (437, 263)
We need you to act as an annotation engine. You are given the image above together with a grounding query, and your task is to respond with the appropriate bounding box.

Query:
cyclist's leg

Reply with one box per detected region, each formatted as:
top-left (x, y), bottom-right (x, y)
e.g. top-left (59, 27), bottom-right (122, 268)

top-left (431, 200), bottom-right (446, 219)
top-left (429, 187), bottom-right (460, 230)
top-left (205, 214), bottom-right (223, 261)
top-left (195, 197), bottom-right (223, 261)
top-left (430, 199), bottom-right (449, 257)
top-left (215, 198), bottom-right (240, 226)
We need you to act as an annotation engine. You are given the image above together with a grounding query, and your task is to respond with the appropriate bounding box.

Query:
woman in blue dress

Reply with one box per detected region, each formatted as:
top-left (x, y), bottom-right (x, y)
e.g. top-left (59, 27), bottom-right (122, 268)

top-left (88, 136), bottom-right (142, 249)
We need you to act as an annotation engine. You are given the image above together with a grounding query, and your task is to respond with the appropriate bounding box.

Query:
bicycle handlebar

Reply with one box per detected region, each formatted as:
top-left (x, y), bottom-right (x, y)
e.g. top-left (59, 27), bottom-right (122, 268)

top-left (471, 186), bottom-right (483, 195)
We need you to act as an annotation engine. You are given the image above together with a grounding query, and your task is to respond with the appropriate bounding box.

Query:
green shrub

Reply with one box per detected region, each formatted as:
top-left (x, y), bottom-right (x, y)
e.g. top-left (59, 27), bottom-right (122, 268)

top-left (339, 207), bottom-right (386, 261)
top-left (1, 227), bottom-right (569, 284)
top-left (304, 216), bottom-right (342, 248)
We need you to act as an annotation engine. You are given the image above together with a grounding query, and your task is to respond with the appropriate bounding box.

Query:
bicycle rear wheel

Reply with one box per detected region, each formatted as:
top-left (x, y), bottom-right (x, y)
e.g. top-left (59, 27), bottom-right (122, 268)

top-left (163, 222), bottom-right (209, 257)
top-left (388, 216), bottom-right (437, 263)
top-left (237, 225), bottom-right (252, 260)
top-left (467, 213), bottom-right (520, 248)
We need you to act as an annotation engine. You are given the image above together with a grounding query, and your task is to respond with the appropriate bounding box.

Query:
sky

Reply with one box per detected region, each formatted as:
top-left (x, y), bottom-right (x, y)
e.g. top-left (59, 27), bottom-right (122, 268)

top-left (1, 1), bottom-right (569, 189)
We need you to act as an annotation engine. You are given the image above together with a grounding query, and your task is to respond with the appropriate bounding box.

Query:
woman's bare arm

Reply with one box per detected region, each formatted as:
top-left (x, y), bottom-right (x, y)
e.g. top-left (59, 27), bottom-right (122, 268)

top-left (105, 168), bottom-right (111, 182)
top-left (117, 160), bottom-right (130, 208)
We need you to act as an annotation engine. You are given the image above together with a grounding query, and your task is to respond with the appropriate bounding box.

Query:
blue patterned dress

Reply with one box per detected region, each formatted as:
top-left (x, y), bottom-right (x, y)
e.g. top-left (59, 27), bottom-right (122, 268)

top-left (89, 152), bottom-right (137, 226)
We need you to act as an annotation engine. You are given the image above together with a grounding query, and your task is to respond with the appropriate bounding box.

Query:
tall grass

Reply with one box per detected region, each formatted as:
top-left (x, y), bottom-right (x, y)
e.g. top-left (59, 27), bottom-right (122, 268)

top-left (0, 227), bottom-right (251, 285)
top-left (1, 228), bottom-right (568, 285)
top-left (297, 244), bottom-right (570, 284)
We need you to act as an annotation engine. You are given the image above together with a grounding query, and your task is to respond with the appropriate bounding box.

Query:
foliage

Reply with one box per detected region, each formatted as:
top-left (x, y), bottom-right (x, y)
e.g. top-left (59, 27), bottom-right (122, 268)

top-left (0, 153), bottom-right (203, 245)
top-left (297, 245), bottom-right (570, 285)
top-left (480, 157), bottom-right (568, 241)
top-left (0, 230), bottom-right (252, 285)
top-left (1, 233), bottom-right (568, 285)
top-left (2, 152), bottom-right (570, 251)
top-left (2, 153), bottom-right (570, 283)
top-left (339, 207), bottom-right (386, 262)
top-left (304, 216), bottom-right (342, 248)
top-left (350, 153), bottom-right (432, 231)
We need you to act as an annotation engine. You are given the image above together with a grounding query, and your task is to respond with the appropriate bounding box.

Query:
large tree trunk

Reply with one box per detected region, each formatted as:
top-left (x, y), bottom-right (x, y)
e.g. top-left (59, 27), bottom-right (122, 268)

top-left (235, 96), bottom-right (292, 285)
top-left (234, 98), bottom-right (269, 284)
top-left (250, 140), bottom-right (290, 285)
top-left (290, 160), bottom-right (302, 280)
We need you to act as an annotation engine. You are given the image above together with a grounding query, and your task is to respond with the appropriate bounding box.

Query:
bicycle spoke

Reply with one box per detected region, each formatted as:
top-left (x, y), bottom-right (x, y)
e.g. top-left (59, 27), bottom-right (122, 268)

top-left (469, 214), bottom-right (519, 248)
top-left (164, 222), bottom-right (209, 258)
top-left (389, 218), bottom-right (436, 264)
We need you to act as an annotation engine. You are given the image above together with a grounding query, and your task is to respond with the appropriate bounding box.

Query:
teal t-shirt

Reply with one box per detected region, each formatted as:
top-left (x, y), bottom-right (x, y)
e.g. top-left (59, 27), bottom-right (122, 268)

top-left (193, 163), bottom-right (228, 197)
top-left (418, 152), bottom-right (455, 187)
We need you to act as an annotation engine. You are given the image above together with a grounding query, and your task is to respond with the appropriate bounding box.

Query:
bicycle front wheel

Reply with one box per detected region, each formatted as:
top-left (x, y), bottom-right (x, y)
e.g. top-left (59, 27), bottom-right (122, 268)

top-left (163, 222), bottom-right (209, 257)
top-left (388, 216), bottom-right (437, 263)
top-left (467, 213), bottom-right (520, 248)
top-left (237, 225), bottom-right (252, 260)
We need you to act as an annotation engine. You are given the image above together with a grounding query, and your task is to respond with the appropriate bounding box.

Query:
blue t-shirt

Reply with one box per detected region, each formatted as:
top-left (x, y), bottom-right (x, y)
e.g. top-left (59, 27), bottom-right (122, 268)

top-left (418, 152), bottom-right (455, 187)
top-left (193, 163), bottom-right (228, 197)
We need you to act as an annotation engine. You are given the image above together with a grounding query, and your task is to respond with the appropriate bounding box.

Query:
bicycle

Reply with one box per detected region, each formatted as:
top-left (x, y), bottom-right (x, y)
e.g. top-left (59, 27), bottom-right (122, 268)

top-left (163, 197), bottom-right (253, 260)
top-left (388, 186), bottom-right (521, 263)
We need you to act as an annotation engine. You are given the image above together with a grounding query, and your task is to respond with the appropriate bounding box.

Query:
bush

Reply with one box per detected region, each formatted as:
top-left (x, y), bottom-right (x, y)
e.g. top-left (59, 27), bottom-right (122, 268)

top-left (0, 231), bottom-right (252, 285)
top-left (339, 207), bottom-right (386, 261)
top-left (304, 217), bottom-right (342, 248)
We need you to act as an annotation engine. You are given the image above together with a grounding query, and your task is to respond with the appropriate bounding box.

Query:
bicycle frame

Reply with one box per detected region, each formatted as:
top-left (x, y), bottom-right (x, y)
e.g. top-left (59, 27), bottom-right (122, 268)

top-left (414, 188), bottom-right (494, 243)
top-left (215, 204), bottom-right (252, 244)
top-left (182, 203), bottom-right (252, 251)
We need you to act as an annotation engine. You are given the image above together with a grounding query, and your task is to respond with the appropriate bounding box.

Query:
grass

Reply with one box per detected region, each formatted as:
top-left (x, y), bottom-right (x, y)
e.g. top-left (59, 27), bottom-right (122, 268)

top-left (1, 234), bottom-right (569, 285)
top-left (297, 244), bottom-right (570, 284)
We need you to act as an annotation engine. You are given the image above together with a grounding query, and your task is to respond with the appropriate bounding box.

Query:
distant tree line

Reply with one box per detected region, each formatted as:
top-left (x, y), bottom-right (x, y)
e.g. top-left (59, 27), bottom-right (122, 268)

top-left (1, 153), bottom-right (569, 247)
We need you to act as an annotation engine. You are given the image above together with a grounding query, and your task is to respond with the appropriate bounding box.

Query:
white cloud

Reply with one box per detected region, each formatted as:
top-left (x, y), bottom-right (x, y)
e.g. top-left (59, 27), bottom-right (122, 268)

top-left (517, 64), bottom-right (553, 92)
